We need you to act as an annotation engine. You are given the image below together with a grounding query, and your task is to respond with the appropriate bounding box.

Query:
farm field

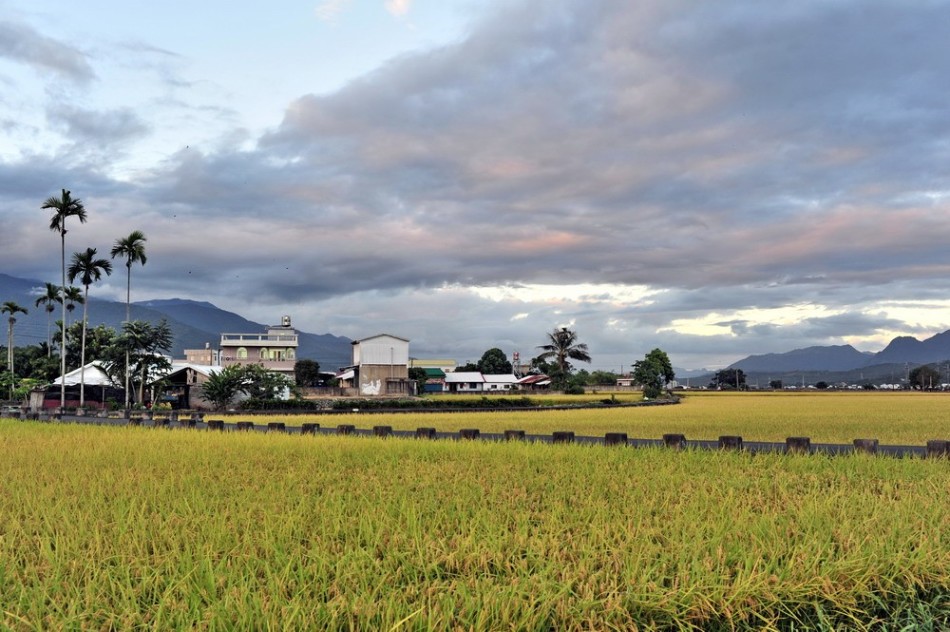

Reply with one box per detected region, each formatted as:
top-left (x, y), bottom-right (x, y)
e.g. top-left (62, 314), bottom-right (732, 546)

top-left (0, 419), bottom-right (948, 630)
top-left (224, 391), bottom-right (950, 445)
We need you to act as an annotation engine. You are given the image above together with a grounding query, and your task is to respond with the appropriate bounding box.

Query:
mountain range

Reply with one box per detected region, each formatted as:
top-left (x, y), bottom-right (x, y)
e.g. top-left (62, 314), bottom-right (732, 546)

top-left (4, 272), bottom-right (950, 377)
top-left (0, 273), bottom-right (353, 369)
top-left (729, 330), bottom-right (950, 374)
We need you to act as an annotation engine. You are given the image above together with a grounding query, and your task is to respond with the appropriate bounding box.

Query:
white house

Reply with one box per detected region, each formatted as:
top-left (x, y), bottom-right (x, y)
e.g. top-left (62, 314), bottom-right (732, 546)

top-left (482, 374), bottom-right (519, 391)
top-left (444, 372), bottom-right (485, 393)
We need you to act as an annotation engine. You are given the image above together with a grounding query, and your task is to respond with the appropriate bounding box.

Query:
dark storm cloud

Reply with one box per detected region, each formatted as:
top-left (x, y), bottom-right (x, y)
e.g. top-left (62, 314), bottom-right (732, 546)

top-left (0, 20), bottom-right (94, 82)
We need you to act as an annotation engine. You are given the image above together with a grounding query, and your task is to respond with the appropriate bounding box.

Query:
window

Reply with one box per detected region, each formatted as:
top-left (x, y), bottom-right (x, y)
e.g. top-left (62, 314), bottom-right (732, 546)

top-left (237, 347), bottom-right (247, 360)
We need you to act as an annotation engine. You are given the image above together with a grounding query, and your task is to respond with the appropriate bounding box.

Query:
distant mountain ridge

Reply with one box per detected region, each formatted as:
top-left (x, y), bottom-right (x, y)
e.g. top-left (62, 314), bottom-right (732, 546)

top-left (0, 274), bottom-right (353, 368)
top-left (730, 330), bottom-right (950, 373)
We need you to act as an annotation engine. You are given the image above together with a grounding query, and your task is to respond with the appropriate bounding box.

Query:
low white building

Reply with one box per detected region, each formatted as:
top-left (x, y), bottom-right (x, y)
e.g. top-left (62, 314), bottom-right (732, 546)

top-left (483, 374), bottom-right (519, 391)
top-left (445, 372), bottom-right (519, 393)
top-left (444, 372), bottom-right (485, 393)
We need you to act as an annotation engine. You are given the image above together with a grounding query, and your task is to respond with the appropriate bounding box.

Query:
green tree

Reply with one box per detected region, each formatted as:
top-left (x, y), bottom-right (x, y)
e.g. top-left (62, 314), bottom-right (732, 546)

top-left (909, 365), bottom-right (941, 390)
top-left (34, 282), bottom-right (62, 357)
top-left (42, 189), bottom-right (88, 408)
top-left (200, 364), bottom-right (246, 411)
top-left (240, 363), bottom-right (294, 400)
top-left (2, 301), bottom-right (28, 399)
top-left (108, 320), bottom-right (173, 404)
top-left (408, 367), bottom-right (428, 394)
top-left (714, 368), bottom-right (745, 390)
top-left (456, 361), bottom-right (479, 372)
top-left (20, 343), bottom-right (61, 383)
top-left (537, 327), bottom-right (591, 374)
top-left (769, 379), bottom-right (783, 390)
top-left (67, 247), bottom-right (113, 407)
top-left (632, 348), bottom-right (675, 399)
top-left (477, 348), bottom-right (513, 374)
top-left (111, 230), bottom-right (147, 409)
top-left (294, 359), bottom-right (322, 387)
top-left (200, 364), bottom-right (293, 409)
top-left (529, 354), bottom-right (555, 375)
top-left (57, 322), bottom-right (117, 373)
top-left (588, 370), bottom-right (619, 386)
top-left (63, 286), bottom-right (84, 328)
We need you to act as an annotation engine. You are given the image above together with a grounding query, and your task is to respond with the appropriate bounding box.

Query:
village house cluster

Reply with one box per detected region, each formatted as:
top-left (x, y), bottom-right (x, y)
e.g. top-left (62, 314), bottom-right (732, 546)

top-left (37, 315), bottom-right (553, 412)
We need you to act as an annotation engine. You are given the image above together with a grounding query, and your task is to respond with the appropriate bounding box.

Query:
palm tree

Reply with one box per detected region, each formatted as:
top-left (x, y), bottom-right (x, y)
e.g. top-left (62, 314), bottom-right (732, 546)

top-left (111, 230), bottom-right (147, 410)
top-left (63, 286), bottom-right (84, 328)
top-left (34, 282), bottom-right (62, 357)
top-left (67, 248), bottom-right (113, 408)
top-left (2, 301), bottom-right (28, 399)
top-left (42, 189), bottom-right (87, 409)
top-left (536, 326), bottom-right (592, 374)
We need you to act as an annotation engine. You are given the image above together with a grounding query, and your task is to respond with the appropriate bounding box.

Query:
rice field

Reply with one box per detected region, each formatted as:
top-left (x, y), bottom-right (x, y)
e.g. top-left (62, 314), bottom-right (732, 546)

top-left (225, 391), bottom-right (950, 445)
top-left (1, 413), bottom-right (948, 630)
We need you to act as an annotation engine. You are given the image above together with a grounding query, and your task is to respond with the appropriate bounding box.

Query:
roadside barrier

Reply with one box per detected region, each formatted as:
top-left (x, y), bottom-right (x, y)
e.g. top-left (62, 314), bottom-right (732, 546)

top-left (5, 413), bottom-right (947, 458)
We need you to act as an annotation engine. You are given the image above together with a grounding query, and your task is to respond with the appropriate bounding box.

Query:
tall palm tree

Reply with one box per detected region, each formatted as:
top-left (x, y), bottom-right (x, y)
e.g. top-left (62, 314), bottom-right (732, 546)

top-left (63, 286), bottom-right (84, 328)
top-left (67, 248), bottom-right (113, 408)
top-left (111, 230), bottom-right (147, 410)
top-left (42, 189), bottom-right (87, 409)
top-left (2, 301), bottom-right (28, 399)
top-left (536, 326), bottom-right (592, 374)
top-left (34, 282), bottom-right (62, 357)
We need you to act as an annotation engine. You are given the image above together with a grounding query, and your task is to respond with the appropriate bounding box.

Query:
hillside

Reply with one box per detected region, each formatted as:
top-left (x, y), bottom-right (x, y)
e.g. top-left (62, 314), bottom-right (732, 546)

top-left (0, 274), bottom-right (353, 368)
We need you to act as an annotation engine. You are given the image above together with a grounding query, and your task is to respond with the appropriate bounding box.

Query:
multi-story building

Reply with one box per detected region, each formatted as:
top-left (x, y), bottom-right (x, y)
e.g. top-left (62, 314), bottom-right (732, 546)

top-left (338, 334), bottom-right (412, 396)
top-left (219, 315), bottom-right (298, 379)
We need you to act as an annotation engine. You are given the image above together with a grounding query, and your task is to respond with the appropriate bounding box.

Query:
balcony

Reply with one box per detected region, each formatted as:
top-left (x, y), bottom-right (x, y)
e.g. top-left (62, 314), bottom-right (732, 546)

top-left (220, 333), bottom-right (298, 347)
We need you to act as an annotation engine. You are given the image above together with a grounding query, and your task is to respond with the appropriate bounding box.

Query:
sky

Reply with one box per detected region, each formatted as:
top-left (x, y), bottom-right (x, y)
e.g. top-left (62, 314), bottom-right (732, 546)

top-left (2, 0), bottom-right (950, 372)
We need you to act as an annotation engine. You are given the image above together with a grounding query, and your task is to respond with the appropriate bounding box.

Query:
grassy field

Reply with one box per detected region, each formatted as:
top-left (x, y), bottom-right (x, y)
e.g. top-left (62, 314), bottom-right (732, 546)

top-left (0, 418), bottom-right (948, 630)
top-left (222, 391), bottom-right (950, 445)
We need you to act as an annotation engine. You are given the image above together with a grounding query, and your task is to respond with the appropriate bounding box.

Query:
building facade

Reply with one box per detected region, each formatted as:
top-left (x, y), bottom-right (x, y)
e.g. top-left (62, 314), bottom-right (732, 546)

top-left (349, 334), bottom-right (412, 396)
top-left (219, 315), bottom-right (298, 379)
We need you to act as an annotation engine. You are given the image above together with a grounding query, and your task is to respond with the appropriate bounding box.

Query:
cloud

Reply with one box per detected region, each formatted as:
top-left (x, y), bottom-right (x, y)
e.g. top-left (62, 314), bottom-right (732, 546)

top-left (385, 0), bottom-right (412, 17)
top-left (46, 104), bottom-right (149, 147)
top-left (315, 0), bottom-right (352, 22)
top-left (0, 20), bottom-right (95, 82)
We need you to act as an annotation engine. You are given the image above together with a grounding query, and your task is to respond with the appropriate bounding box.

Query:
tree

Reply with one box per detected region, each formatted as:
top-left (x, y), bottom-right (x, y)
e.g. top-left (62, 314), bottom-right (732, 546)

top-left (63, 286), bottom-right (84, 327)
top-left (2, 301), bottom-right (28, 399)
top-left (714, 368), bottom-right (745, 390)
top-left (477, 348), bottom-right (513, 374)
top-left (294, 359), bottom-right (322, 387)
top-left (537, 327), bottom-right (591, 374)
top-left (67, 247), bottom-right (113, 407)
top-left (815, 381), bottom-right (829, 390)
top-left (57, 322), bottom-right (117, 374)
top-left (239, 363), bottom-right (294, 400)
top-left (111, 230), bottom-right (147, 409)
top-left (34, 282), bottom-right (62, 357)
top-left (200, 364), bottom-right (292, 410)
top-left (588, 370), bottom-right (619, 386)
top-left (110, 320), bottom-right (173, 404)
top-left (632, 348), bottom-right (675, 399)
top-left (529, 354), bottom-right (554, 375)
top-left (769, 379), bottom-right (783, 390)
top-left (909, 365), bottom-right (941, 390)
top-left (408, 367), bottom-right (428, 394)
top-left (42, 189), bottom-right (88, 409)
top-left (456, 361), bottom-right (479, 372)
top-left (200, 364), bottom-right (246, 411)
